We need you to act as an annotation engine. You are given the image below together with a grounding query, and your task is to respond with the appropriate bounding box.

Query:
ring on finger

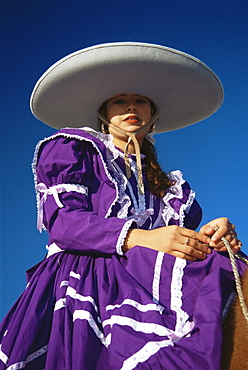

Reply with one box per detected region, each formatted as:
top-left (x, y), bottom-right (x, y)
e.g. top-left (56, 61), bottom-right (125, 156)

top-left (184, 237), bottom-right (190, 245)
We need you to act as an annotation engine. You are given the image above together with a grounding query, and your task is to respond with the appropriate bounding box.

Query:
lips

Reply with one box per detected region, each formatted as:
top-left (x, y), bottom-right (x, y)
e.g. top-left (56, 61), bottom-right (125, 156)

top-left (124, 115), bottom-right (140, 123)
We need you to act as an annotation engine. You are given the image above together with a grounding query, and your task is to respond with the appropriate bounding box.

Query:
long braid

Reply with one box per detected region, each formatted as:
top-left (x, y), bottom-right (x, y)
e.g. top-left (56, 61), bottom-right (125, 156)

top-left (141, 138), bottom-right (173, 198)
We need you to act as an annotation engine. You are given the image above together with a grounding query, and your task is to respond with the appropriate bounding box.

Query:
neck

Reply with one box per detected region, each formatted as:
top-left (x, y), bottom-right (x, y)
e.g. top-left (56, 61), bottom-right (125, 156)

top-left (112, 136), bottom-right (144, 153)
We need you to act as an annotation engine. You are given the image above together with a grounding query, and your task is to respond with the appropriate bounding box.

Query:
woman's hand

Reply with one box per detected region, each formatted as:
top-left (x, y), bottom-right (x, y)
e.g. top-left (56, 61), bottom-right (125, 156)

top-left (124, 225), bottom-right (211, 261)
top-left (199, 217), bottom-right (242, 253)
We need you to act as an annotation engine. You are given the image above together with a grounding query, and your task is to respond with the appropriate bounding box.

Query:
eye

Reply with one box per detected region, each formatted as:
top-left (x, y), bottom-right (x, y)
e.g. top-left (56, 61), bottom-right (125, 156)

top-left (113, 99), bottom-right (126, 104)
top-left (136, 99), bottom-right (148, 104)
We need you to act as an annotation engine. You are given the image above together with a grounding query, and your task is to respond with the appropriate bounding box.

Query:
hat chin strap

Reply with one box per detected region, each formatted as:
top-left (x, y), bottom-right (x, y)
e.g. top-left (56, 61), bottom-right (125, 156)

top-left (96, 111), bottom-right (160, 195)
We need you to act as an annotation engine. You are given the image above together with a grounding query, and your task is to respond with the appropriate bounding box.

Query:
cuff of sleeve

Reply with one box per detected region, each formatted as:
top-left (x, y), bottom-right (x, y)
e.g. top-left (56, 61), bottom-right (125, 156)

top-left (116, 219), bottom-right (136, 255)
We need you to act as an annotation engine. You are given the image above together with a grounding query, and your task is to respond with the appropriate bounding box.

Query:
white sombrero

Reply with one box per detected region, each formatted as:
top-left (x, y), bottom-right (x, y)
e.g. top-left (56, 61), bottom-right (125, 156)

top-left (30, 42), bottom-right (224, 133)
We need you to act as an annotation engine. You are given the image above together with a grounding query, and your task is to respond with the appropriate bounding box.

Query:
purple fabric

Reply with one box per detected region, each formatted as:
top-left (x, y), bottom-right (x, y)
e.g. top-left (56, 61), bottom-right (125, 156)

top-left (0, 128), bottom-right (247, 370)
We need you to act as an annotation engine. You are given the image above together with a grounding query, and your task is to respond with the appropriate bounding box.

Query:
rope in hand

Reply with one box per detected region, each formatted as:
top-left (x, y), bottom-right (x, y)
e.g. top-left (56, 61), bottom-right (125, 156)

top-left (213, 227), bottom-right (248, 324)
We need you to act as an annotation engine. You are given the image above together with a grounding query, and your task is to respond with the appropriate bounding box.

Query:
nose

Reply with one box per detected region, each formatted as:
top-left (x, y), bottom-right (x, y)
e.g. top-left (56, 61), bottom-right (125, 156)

top-left (126, 103), bottom-right (137, 112)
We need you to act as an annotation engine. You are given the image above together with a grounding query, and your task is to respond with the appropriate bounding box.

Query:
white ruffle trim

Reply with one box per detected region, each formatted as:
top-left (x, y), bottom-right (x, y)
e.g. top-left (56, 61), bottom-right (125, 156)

top-left (161, 170), bottom-right (196, 227)
top-left (111, 156), bottom-right (147, 222)
top-left (116, 219), bottom-right (135, 255)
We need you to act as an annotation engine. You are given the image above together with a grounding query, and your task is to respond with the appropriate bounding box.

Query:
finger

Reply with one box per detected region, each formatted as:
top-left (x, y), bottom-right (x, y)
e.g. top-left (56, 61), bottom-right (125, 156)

top-left (187, 238), bottom-right (211, 254)
top-left (182, 229), bottom-right (210, 245)
top-left (172, 250), bottom-right (198, 262)
top-left (199, 224), bottom-right (215, 236)
top-left (180, 239), bottom-right (211, 260)
top-left (220, 230), bottom-right (237, 244)
top-left (182, 245), bottom-right (207, 260)
top-left (232, 244), bottom-right (242, 254)
top-left (229, 237), bottom-right (242, 253)
top-left (211, 234), bottom-right (242, 253)
top-left (211, 226), bottom-right (229, 243)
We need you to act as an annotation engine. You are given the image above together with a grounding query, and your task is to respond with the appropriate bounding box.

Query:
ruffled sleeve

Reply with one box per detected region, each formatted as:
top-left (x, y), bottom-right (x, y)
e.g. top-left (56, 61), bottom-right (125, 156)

top-left (162, 170), bottom-right (202, 230)
top-left (34, 133), bottom-right (135, 256)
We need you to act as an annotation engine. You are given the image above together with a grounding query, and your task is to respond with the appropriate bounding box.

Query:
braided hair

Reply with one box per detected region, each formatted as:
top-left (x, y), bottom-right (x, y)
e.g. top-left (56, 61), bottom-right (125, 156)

top-left (141, 138), bottom-right (173, 198)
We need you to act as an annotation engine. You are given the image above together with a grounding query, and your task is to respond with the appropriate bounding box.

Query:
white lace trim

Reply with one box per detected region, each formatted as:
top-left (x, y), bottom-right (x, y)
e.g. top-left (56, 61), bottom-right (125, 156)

top-left (2, 345), bottom-right (48, 370)
top-left (120, 339), bottom-right (174, 370)
top-left (126, 208), bottom-right (154, 228)
top-left (170, 258), bottom-right (194, 340)
top-left (111, 159), bottom-right (155, 228)
top-left (179, 189), bottom-right (196, 227)
top-left (116, 219), bottom-right (134, 255)
top-left (66, 286), bottom-right (99, 313)
top-left (106, 299), bottom-right (162, 313)
top-left (112, 158), bottom-right (146, 212)
top-left (102, 315), bottom-right (176, 338)
top-left (152, 252), bottom-right (164, 313)
top-left (111, 160), bottom-right (131, 220)
top-left (161, 170), bottom-right (196, 227)
top-left (78, 127), bottom-right (119, 161)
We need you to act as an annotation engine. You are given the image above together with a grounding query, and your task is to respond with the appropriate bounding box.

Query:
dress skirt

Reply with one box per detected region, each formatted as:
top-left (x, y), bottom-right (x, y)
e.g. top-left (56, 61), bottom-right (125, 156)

top-left (0, 245), bottom-right (246, 370)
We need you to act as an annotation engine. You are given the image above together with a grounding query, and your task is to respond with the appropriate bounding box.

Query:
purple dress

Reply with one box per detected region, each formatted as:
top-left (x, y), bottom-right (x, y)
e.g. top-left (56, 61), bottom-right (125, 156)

top-left (0, 128), bottom-right (247, 370)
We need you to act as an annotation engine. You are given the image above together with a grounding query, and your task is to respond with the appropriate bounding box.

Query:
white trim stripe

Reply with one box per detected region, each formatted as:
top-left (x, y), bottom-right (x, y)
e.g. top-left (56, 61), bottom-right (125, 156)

top-left (106, 299), bottom-right (162, 313)
top-left (120, 339), bottom-right (174, 370)
top-left (53, 287), bottom-right (99, 315)
top-left (170, 258), bottom-right (193, 337)
top-left (73, 310), bottom-right (107, 346)
top-left (54, 298), bottom-right (66, 311)
top-left (4, 345), bottom-right (47, 370)
top-left (60, 280), bottom-right (69, 288)
top-left (0, 349), bottom-right (8, 365)
top-left (152, 252), bottom-right (164, 305)
top-left (69, 271), bottom-right (81, 280)
top-left (66, 286), bottom-right (99, 313)
top-left (102, 315), bottom-right (174, 337)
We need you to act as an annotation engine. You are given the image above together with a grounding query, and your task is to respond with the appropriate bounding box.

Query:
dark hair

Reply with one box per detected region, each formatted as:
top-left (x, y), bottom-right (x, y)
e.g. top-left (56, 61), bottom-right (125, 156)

top-left (141, 138), bottom-right (173, 198)
top-left (98, 97), bottom-right (173, 198)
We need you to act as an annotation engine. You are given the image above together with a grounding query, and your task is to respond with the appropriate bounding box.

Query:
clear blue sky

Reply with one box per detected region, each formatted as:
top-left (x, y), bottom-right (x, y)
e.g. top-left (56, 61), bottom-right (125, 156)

top-left (0, 0), bottom-right (247, 319)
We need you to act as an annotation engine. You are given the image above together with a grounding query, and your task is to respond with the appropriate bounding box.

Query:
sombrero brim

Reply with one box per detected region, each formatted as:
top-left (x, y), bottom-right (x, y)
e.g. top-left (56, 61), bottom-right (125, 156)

top-left (30, 42), bottom-right (224, 133)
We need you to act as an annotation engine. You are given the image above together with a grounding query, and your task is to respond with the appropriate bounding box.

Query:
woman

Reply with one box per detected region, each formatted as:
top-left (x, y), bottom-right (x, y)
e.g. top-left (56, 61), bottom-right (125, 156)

top-left (0, 42), bottom-right (246, 369)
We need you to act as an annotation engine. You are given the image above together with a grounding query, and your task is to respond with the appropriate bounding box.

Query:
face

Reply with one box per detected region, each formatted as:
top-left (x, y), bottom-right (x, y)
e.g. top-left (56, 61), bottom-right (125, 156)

top-left (106, 94), bottom-right (152, 137)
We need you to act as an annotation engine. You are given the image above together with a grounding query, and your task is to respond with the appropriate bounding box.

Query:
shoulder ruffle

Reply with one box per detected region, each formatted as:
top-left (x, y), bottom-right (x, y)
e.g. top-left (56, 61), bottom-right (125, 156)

top-left (161, 170), bottom-right (199, 228)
